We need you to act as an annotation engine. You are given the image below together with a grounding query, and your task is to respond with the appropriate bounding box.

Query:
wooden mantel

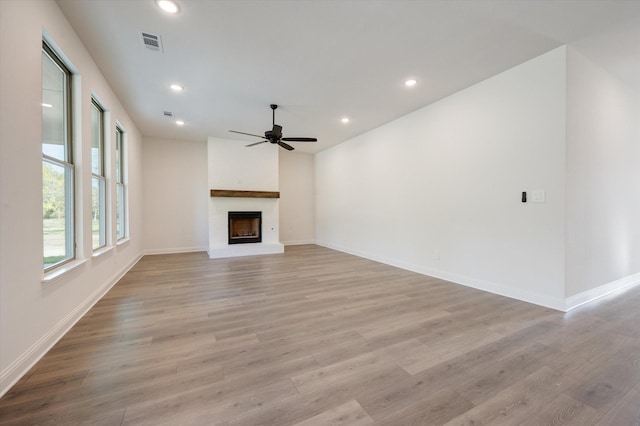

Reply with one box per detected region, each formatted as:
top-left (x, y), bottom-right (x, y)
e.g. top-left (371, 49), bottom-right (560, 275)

top-left (210, 189), bottom-right (280, 199)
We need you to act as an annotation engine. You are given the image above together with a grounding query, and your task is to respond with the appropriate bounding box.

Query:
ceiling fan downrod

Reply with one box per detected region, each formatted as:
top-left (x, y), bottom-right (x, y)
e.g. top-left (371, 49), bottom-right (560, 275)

top-left (271, 104), bottom-right (277, 127)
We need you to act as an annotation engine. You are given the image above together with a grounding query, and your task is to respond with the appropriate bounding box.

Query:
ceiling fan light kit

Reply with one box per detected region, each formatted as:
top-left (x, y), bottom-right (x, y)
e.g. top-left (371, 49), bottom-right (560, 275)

top-left (229, 104), bottom-right (317, 151)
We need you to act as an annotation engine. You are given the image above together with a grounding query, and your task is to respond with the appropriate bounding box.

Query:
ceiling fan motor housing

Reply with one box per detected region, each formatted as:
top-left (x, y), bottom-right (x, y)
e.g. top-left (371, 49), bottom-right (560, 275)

top-left (265, 124), bottom-right (283, 142)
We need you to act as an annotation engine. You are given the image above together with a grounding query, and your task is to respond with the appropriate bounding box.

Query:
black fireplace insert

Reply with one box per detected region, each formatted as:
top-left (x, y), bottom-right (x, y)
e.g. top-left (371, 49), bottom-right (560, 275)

top-left (228, 211), bottom-right (262, 244)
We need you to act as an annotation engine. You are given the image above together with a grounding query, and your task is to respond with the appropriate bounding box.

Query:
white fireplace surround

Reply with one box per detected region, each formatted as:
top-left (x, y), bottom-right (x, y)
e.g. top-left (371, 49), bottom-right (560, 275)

top-left (207, 137), bottom-right (284, 258)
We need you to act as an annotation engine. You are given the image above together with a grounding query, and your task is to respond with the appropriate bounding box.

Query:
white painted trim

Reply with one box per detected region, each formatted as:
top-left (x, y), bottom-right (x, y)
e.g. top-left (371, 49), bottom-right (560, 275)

top-left (41, 258), bottom-right (89, 286)
top-left (564, 272), bottom-right (640, 312)
top-left (0, 254), bottom-right (143, 398)
top-left (316, 240), bottom-right (566, 311)
top-left (282, 240), bottom-right (316, 246)
top-left (143, 246), bottom-right (208, 255)
top-left (92, 245), bottom-right (114, 258)
top-left (117, 237), bottom-right (131, 246)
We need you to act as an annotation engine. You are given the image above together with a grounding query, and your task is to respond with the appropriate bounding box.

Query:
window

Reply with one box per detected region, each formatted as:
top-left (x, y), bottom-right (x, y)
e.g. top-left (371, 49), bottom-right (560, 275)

top-left (91, 99), bottom-right (106, 250)
top-left (115, 126), bottom-right (127, 240)
top-left (42, 42), bottom-right (74, 270)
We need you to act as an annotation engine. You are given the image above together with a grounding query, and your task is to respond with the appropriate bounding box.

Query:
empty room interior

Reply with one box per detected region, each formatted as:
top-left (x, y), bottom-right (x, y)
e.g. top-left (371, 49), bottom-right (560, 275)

top-left (1, 0), bottom-right (640, 424)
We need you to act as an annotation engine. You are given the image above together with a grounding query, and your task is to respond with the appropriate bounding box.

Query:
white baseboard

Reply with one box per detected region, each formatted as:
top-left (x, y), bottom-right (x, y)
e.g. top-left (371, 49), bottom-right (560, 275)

top-left (143, 246), bottom-right (208, 255)
top-left (0, 254), bottom-right (143, 398)
top-left (564, 272), bottom-right (640, 311)
top-left (315, 240), bottom-right (566, 311)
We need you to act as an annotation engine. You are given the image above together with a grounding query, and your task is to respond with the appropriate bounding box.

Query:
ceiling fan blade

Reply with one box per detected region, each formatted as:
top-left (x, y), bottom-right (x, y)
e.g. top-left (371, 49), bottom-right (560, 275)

top-left (229, 130), bottom-right (265, 139)
top-left (277, 141), bottom-right (295, 151)
top-left (246, 140), bottom-right (268, 147)
top-left (281, 137), bottom-right (317, 142)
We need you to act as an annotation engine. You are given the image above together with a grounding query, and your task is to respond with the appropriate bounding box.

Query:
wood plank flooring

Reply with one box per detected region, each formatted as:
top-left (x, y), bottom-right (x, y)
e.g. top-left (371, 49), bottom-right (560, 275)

top-left (1, 245), bottom-right (639, 425)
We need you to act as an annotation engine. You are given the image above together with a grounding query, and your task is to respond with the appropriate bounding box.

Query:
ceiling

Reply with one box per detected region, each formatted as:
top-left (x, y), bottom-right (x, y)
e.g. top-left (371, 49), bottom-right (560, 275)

top-left (56, 0), bottom-right (640, 154)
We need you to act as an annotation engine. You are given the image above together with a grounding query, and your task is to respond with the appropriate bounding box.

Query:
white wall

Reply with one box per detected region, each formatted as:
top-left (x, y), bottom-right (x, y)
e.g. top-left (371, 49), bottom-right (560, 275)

top-left (279, 151), bottom-right (316, 245)
top-left (142, 138), bottom-right (208, 254)
top-left (0, 0), bottom-right (143, 396)
top-left (208, 137), bottom-right (279, 191)
top-left (565, 23), bottom-right (640, 298)
top-left (316, 48), bottom-right (568, 309)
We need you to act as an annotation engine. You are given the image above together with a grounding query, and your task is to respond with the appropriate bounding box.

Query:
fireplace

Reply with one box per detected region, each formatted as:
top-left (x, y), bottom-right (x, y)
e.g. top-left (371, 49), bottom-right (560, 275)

top-left (228, 211), bottom-right (262, 244)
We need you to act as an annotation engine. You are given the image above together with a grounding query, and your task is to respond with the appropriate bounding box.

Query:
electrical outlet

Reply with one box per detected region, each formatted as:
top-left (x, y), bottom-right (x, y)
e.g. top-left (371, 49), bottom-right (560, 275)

top-left (531, 190), bottom-right (546, 203)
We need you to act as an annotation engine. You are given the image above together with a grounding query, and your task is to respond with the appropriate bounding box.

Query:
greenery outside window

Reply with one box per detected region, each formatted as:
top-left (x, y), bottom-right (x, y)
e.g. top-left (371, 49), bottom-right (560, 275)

top-left (91, 99), bottom-right (106, 250)
top-left (42, 42), bottom-right (74, 270)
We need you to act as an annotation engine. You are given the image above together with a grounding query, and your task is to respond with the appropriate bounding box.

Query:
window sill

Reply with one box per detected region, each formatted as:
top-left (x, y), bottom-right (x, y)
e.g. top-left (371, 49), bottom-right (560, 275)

top-left (117, 237), bottom-right (130, 246)
top-left (92, 245), bottom-right (114, 258)
top-left (41, 258), bottom-right (89, 287)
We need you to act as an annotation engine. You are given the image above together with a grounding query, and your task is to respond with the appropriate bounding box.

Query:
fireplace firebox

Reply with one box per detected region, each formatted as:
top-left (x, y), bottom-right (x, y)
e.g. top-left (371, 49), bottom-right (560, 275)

top-left (228, 211), bottom-right (262, 244)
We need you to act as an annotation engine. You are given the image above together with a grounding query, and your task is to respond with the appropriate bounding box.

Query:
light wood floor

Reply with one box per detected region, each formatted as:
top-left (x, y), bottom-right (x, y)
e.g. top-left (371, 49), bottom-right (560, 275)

top-left (1, 245), bottom-right (639, 425)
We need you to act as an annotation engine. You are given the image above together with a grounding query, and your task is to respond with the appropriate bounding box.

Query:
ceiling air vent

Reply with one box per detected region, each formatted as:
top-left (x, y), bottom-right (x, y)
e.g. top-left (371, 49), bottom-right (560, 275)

top-left (163, 111), bottom-right (174, 118)
top-left (140, 32), bottom-right (163, 52)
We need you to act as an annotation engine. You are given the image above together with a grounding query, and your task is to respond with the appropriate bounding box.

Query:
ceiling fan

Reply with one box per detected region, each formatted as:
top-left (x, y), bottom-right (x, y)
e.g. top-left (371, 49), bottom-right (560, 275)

top-left (229, 104), bottom-right (317, 151)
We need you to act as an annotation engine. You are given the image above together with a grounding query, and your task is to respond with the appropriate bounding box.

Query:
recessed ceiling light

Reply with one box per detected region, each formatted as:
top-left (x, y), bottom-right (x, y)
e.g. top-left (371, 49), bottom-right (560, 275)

top-left (157, 0), bottom-right (179, 14)
top-left (341, 117), bottom-right (350, 124)
top-left (170, 84), bottom-right (183, 92)
top-left (176, 120), bottom-right (184, 126)
top-left (41, 103), bottom-right (53, 108)
top-left (404, 79), bottom-right (417, 87)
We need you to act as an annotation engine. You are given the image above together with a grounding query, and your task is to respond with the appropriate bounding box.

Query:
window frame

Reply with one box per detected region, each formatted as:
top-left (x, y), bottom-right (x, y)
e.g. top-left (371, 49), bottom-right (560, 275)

top-left (115, 125), bottom-right (127, 241)
top-left (42, 41), bottom-right (75, 272)
top-left (91, 98), bottom-right (107, 251)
